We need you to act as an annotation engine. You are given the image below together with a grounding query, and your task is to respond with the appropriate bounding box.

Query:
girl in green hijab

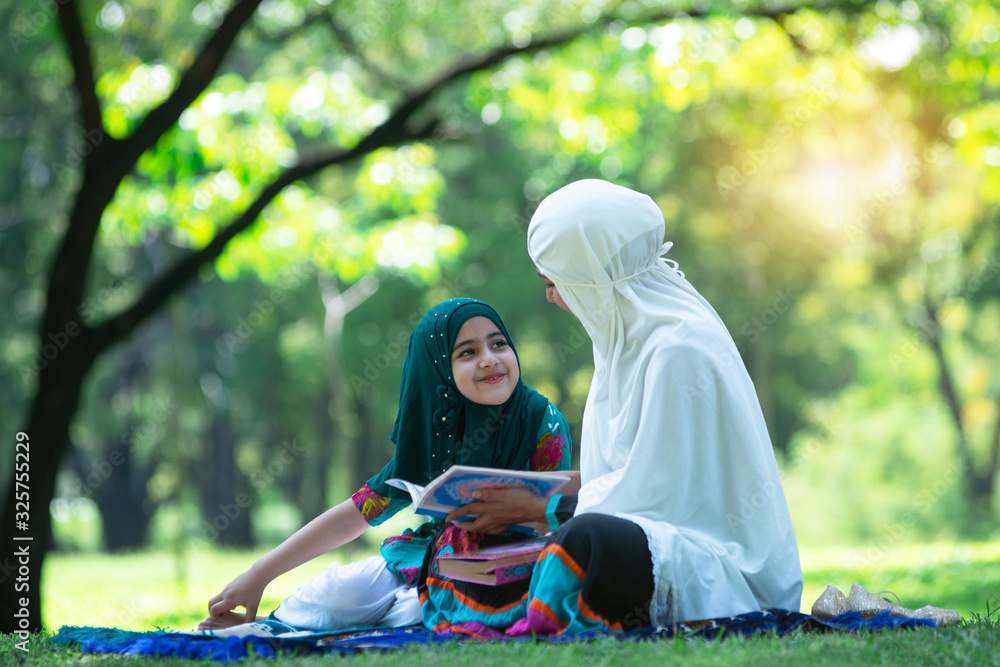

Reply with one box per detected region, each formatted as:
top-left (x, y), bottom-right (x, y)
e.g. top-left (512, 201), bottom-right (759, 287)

top-left (201, 298), bottom-right (572, 633)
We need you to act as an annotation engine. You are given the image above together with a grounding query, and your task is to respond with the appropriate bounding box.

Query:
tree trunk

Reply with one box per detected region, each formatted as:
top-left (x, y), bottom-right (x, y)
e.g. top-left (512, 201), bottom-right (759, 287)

top-left (91, 345), bottom-right (156, 552)
top-left (1, 344), bottom-right (95, 632)
top-left (351, 387), bottom-right (380, 492)
top-left (63, 435), bottom-right (155, 552)
top-left (301, 384), bottom-right (334, 522)
top-left (200, 408), bottom-right (253, 547)
top-left (922, 296), bottom-right (996, 518)
top-left (95, 444), bottom-right (154, 551)
top-left (0, 125), bottom-right (122, 631)
top-left (321, 276), bottom-right (379, 495)
top-left (964, 469), bottom-right (996, 525)
top-left (750, 339), bottom-right (781, 454)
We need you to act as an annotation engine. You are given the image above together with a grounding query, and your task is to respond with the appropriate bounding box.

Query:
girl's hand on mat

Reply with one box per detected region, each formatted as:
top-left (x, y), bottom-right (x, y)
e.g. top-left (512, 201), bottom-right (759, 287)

top-left (446, 486), bottom-right (547, 534)
top-left (207, 569), bottom-right (266, 625)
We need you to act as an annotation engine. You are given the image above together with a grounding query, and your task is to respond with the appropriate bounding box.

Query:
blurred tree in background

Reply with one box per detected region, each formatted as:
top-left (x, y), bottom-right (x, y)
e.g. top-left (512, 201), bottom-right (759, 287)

top-left (1, 0), bottom-right (998, 631)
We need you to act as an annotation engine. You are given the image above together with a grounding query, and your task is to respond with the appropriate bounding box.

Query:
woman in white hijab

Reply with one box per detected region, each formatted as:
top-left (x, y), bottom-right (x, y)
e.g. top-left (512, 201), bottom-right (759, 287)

top-left (503, 178), bottom-right (802, 633)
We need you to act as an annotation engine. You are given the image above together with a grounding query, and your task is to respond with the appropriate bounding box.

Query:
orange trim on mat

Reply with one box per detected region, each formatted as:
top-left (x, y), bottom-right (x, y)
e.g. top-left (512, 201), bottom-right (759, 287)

top-left (426, 575), bottom-right (526, 614)
top-left (540, 544), bottom-right (586, 580)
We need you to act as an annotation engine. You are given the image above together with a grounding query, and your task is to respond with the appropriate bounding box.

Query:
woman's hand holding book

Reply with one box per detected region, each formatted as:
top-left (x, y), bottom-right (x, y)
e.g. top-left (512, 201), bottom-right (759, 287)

top-left (446, 486), bottom-right (548, 535)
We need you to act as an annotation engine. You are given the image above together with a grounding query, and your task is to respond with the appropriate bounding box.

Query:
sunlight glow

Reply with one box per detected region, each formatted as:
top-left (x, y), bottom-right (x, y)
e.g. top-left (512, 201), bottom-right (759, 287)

top-left (800, 161), bottom-right (858, 212)
top-left (857, 24), bottom-right (921, 71)
top-left (789, 143), bottom-right (917, 232)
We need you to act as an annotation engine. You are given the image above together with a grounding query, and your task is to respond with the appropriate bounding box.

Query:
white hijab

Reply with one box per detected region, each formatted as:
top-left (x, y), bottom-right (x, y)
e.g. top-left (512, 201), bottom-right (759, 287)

top-left (527, 179), bottom-right (802, 624)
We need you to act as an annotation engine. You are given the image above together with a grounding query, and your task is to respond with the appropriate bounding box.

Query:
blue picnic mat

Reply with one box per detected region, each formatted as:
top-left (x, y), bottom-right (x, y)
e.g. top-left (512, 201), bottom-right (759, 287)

top-left (50, 610), bottom-right (937, 661)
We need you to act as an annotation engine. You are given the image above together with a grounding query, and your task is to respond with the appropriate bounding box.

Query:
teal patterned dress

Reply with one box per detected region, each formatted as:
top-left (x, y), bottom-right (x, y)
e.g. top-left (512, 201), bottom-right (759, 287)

top-left (350, 402), bottom-right (571, 635)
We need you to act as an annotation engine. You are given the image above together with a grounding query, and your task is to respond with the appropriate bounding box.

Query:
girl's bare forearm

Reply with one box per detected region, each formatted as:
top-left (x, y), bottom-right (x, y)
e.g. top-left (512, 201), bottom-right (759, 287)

top-left (250, 499), bottom-right (369, 582)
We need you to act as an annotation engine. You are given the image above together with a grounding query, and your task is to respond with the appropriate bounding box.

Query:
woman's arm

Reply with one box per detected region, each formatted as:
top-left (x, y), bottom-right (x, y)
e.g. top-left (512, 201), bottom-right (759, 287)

top-left (206, 499), bottom-right (369, 622)
top-left (555, 470), bottom-right (581, 494)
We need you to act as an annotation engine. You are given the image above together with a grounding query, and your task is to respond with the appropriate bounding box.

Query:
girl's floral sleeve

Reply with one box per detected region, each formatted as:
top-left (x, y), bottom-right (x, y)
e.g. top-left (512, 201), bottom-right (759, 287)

top-left (530, 402), bottom-right (573, 472)
top-left (351, 484), bottom-right (410, 527)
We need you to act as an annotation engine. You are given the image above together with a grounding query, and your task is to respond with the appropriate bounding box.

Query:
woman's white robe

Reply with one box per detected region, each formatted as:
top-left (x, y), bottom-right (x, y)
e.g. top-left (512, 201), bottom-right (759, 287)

top-left (527, 179), bottom-right (802, 626)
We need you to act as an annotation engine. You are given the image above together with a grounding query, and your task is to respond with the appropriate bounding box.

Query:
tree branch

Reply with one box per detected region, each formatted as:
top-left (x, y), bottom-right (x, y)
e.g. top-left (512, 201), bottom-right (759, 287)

top-left (923, 294), bottom-right (976, 476)
top-left (92, 0), bottom-right (819, 354)
top-left (321, 11), bottom-right (402, 91)
top-left (247, 4), bottom-right (329, 43)
top-left (118, 0), bottom-right (263, 171)
top-left (385, 0), bottom-right (814, 120)
top-left (55, 0), bottom-right (105, 137)
top-left (90, 117), bottom-right (438, 352)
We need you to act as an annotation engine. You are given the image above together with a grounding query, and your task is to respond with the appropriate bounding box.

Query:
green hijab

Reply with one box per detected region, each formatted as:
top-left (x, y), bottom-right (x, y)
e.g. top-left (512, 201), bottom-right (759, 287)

top-left (366, 298), bottom-right (551, 500)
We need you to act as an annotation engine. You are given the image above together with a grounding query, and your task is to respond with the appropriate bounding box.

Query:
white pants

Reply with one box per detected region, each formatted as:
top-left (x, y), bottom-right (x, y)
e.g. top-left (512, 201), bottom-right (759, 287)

top-left (272, 555), bottom-right (423, 631)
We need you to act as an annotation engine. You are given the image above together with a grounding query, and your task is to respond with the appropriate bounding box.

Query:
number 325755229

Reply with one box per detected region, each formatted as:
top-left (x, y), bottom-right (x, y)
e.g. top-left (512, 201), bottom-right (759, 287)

top-left (15, 431), bottom-right (29, 522)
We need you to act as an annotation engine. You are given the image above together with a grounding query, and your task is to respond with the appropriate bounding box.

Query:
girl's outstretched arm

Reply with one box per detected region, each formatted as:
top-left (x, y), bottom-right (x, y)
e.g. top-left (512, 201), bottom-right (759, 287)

top-left (204, 499), bottom-right (369, 625)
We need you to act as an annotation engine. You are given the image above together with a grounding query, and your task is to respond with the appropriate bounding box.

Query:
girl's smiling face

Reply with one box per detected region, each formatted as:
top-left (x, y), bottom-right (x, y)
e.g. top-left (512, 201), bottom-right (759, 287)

top-left (450, 316), bottom-right (520, 405)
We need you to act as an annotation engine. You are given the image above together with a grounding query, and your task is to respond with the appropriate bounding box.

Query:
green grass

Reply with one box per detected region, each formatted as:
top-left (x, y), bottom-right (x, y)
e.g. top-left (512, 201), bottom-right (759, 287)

top-left (1, 539), bottom-right (998, 665)
top-left (38, 544), bottom-right (348, 631)
top-left (4, 619), bottom-right (1000, 666)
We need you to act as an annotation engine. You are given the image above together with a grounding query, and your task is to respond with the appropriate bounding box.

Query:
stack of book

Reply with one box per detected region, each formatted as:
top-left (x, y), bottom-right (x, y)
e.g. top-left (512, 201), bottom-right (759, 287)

top-left (436, 537), bottom-right (547, 585)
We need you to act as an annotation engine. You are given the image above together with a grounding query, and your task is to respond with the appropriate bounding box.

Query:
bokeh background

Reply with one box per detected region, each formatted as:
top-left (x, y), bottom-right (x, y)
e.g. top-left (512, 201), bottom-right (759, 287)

top-left (1, 0), bottom-right (998, 631)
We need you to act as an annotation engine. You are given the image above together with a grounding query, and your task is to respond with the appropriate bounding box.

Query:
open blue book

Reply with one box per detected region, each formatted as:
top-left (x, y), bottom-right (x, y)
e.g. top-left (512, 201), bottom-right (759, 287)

top-left (386, 465), bottom-right (570, 535)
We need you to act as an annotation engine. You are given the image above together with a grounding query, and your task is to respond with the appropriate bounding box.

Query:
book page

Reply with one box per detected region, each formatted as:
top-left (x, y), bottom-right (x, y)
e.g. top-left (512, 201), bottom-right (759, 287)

top-left (384, 478), bottom-right (426, 504)
top-left (420, 466), bottom-right (568, 513)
